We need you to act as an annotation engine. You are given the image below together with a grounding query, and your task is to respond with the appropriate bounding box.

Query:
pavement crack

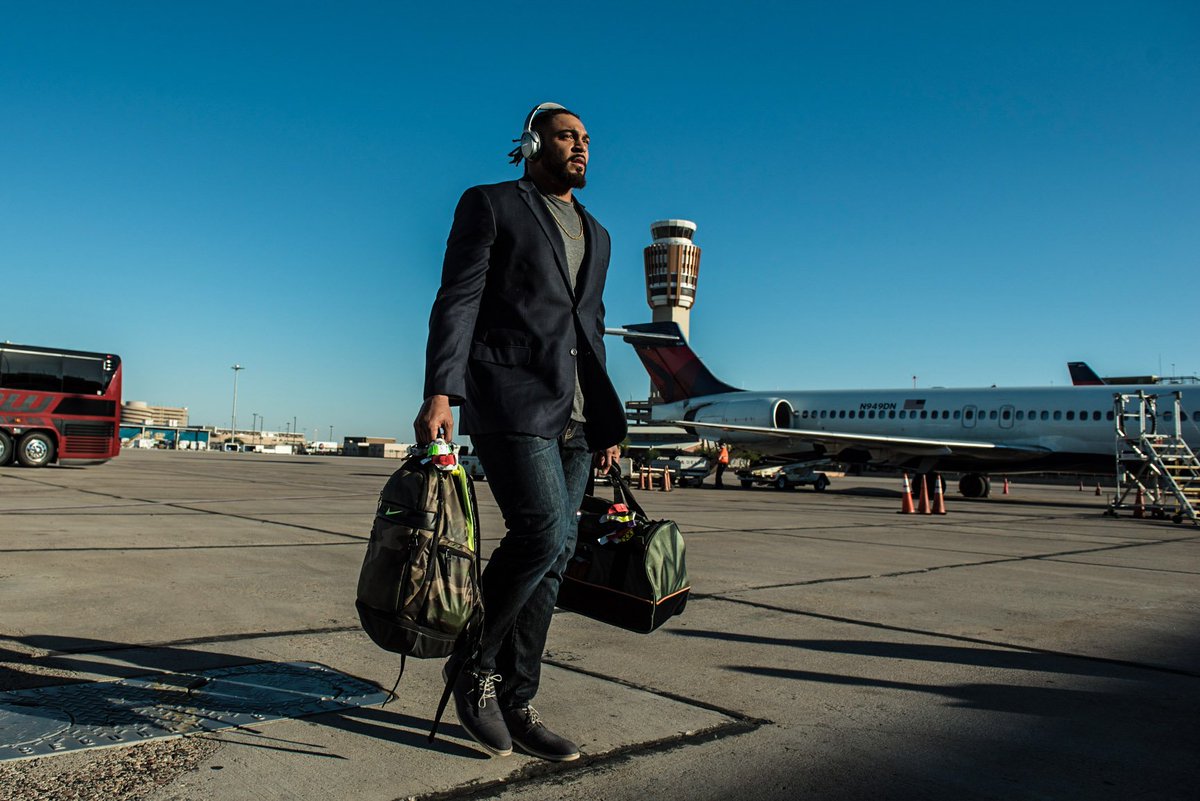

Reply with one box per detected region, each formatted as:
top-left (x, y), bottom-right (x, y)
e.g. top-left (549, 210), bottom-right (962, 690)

top-left (542, 657), bottom-right (767, 725)
top-left (398, 717), bottom-right (763, 801)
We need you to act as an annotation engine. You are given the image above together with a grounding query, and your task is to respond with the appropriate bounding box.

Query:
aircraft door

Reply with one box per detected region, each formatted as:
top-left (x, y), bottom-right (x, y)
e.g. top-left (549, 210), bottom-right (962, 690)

top-left (999, 404), bottom-right (1015, 429)
top-left (962, 405), bottom-right (977, 429)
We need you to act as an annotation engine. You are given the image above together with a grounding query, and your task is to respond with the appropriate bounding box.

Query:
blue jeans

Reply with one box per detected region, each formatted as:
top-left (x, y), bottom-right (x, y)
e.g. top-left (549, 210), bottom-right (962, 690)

top-left (470, 422), bottom-right (592, 708)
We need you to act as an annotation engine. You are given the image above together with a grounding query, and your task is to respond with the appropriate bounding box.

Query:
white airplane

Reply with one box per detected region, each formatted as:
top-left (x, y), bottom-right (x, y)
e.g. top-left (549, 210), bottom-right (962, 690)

top-left (614, 322), bottom-right (1200, 497)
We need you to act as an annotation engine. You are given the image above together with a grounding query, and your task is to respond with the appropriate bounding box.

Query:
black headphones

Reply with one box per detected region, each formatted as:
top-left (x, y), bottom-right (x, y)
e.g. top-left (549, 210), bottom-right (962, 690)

top-left (508, 101), bottom-right (566, 165)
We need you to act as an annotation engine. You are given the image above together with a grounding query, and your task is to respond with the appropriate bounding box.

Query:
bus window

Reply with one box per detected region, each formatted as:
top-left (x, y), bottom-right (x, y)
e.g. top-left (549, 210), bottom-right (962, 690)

top-left (63, 356), bottom-right (111, 395)
top-left (0, 350), bottom-right (62, 392)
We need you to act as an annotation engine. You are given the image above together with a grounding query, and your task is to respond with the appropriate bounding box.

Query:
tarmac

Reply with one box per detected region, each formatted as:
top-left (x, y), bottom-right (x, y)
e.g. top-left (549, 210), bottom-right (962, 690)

top-left (1, 449), bottom-right (1197, 801)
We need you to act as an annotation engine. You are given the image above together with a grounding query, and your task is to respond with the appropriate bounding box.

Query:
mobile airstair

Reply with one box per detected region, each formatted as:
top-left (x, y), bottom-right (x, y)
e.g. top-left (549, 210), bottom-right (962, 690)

top-left (1108, 391), bottom-right (1200, 525)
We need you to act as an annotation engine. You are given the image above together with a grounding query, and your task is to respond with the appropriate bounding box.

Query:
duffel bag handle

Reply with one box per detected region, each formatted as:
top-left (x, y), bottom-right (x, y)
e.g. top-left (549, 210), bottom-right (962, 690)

top-left (584, 465), bottom-right (650, 520)
top-left (603, 466), bottom-right (649, 520)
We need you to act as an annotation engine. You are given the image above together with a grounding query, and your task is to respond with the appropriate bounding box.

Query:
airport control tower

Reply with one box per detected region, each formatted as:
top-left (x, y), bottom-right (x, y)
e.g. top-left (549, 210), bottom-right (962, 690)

top-left (643, 219), bottom-right (701, 404)
top-left (643, 219), bottom-right (701, 341)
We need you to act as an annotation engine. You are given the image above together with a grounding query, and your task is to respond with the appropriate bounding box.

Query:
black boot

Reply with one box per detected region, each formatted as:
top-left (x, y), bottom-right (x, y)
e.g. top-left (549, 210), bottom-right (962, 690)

top-left (502, 705), bottom-right (580, 762)
top-left (444, 661), bottom-right (512, 757)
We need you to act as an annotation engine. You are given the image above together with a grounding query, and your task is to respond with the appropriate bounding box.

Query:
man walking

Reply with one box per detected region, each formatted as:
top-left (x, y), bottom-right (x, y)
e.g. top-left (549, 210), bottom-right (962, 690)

top-left (715, 442), bottom-right (730, 488)
top-left (414, 102), bottom-right (626, 761)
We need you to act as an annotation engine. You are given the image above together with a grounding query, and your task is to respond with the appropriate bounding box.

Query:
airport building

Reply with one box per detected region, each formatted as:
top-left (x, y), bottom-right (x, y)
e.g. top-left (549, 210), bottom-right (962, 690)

top-left (121, 401), bottom-right (189, 428)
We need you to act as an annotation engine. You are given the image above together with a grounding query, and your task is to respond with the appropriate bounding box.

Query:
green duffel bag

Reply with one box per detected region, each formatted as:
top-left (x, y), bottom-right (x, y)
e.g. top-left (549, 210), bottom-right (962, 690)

top-left (558, 469), bottom-right (690, 633)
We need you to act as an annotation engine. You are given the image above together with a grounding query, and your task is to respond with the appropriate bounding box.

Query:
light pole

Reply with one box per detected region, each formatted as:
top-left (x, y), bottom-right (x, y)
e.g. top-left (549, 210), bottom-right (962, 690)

top-left (329, 425), bottom-right (333, 442)
top-left (230, 365), bottom-right (244, 445)
top-left (251, 412), bottom-right (259, 439)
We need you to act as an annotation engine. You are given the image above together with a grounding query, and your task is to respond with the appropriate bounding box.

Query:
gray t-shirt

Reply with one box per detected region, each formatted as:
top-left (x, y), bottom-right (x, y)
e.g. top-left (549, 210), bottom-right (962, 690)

top-left (541, 193), bottom-right (587, 423)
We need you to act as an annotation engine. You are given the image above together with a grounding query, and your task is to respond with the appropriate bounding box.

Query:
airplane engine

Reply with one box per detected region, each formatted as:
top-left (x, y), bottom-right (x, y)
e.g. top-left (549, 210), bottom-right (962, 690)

top-left (688, 398), bottom-right (794, 443)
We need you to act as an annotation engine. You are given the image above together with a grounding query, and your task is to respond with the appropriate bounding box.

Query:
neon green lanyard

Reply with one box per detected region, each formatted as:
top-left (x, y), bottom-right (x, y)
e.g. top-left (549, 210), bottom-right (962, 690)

top-left (452, 466), bottom-right (475, 552)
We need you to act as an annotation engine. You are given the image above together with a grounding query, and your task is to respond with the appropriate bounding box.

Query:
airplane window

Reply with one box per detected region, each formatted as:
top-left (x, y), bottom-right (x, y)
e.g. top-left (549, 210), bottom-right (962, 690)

top-left (821, 410), bottom-right (827, 418)
top-left (1066, 411), bottom-right (1075, 421)
top-left (1028, 409), bottom-right (1036, 419)
top-left (899, 410), bottom-right (907, 419)
top-left (849, 410), bottom-right (856, 419)
top-left (839, 410), bottom-right (846, 418)
top-left (1053, 411), bottom-right (1062, 420)
top-left (801, 410), bottom-right (808, 419)
top-left (1092, 411), bottom-right (1102, 421)
top-left (940, 410), bottom-right (948, 419)
top-left (1002, 409), bottom-right (1011, 420)
top-left (1107, 411), bottom-right (1115, 420)
top-left (889, 410), bottom-right (896, 419)
top-left (1016, 411), bottom-right (1025, 420)
top-left (953, 410), bottom-right (960, 419)
top-left (1041, 410), bottom-right (1049, 421)
top-left (964, 409), bottom-right (973, 420)
top-left (989, 410), bottom-right (997, 420)
top-left (1079, 410), bottom-right (1087, 420)
top-left (868, 410), bottom-right (875, 419)
top-left (919, 411), bottom-right (928, 419)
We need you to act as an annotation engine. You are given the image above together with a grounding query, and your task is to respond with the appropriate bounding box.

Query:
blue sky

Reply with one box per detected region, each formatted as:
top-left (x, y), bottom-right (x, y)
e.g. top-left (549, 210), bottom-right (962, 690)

top-left (3, 2), bottom-right (1197, 441)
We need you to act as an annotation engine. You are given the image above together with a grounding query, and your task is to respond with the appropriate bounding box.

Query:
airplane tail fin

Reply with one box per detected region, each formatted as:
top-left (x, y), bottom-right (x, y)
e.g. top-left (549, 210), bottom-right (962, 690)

top-left (1067, 362), bottom-right (1106, 386)
top-left (616, 322), bottom-right (742, 403)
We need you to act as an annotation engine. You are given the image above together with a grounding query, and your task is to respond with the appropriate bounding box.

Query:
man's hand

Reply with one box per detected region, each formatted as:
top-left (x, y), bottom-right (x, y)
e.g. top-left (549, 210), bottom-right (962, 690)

top-left (414, 395), bottom-right (454, 444)
top-left (594, 445), bottom-right (622, 473)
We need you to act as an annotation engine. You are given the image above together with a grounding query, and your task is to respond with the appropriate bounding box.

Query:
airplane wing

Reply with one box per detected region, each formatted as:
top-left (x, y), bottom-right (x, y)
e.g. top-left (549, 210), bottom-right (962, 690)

top-left (673, 420), bottom-right (1051, 459)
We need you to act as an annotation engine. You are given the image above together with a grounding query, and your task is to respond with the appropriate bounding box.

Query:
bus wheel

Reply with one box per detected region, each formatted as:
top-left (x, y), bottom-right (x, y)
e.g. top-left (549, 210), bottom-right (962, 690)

top-left (0, 430), bottom-right (12, 466)
top-left (17, 432), bottom-right (55, 468)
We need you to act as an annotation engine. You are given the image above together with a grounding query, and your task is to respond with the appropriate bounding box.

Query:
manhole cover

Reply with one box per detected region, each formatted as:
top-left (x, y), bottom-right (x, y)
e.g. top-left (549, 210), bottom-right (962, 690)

top-left (0, 661), bottom-right (387, 762)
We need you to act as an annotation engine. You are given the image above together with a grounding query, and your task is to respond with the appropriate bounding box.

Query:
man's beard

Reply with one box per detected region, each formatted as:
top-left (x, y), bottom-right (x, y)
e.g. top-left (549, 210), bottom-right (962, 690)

top-left (554, 158), bottom-right (586, 189)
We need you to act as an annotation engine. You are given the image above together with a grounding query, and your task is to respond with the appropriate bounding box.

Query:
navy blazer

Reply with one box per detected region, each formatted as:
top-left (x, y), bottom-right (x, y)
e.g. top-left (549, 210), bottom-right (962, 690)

top-left (424, 179), bottom-right (627, 451)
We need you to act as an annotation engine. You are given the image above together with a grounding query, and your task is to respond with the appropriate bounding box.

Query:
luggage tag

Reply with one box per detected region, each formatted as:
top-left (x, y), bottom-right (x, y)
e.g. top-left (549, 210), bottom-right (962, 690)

top-left (414, 438), bottom-right (459, 472)
top-left (596, 502), bottom-right (638, 545)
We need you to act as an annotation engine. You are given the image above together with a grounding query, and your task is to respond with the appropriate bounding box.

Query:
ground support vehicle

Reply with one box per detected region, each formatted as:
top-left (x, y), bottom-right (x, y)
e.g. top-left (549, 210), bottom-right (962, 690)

top-left (649, 454), bottom-right (711, 487)
top-left (738, 460), bottom-right (831, 491)
top-left (459, 454), bottom-right (486, 481)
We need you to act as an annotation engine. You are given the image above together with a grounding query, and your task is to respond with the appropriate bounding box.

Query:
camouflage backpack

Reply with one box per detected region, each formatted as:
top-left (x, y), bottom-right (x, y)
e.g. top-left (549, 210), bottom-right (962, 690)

top-left (355, 450), bottom-right (482, 668)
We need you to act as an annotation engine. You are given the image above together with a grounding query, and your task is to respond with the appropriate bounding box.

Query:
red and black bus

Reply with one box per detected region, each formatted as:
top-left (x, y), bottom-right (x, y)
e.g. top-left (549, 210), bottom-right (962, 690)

top-left (0, 343), bottom-right (122, 467)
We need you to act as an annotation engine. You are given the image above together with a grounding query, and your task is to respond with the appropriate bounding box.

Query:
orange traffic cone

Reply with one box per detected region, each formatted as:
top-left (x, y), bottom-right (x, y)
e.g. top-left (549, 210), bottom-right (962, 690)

top-left (917, 475), bottom-right (931, 515)
top-left (899, 474), bottom-right (916, 514)
top-left (931, 475), bottom-right (947, 515)
top-left (1133, 487), bottom-right (1145, 519)
top-left (1003, 477), bottom-right (1010, 495)
top-left (662, 468), bottom-right (672, 492)
top-left (639, 468), bottom-right (648, 491)
top-left (1095, 482), bottom-right (1102, 497)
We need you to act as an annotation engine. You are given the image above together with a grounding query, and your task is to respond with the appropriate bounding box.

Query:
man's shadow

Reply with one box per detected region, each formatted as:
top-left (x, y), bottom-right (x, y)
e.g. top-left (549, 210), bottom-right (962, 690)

top-left (0, 634), bottom-right (484, 759)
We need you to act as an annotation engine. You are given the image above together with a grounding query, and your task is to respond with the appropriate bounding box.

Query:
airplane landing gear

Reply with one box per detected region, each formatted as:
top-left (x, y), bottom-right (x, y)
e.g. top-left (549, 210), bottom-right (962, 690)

top-left (959, 473), bottom-right (991, 498)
